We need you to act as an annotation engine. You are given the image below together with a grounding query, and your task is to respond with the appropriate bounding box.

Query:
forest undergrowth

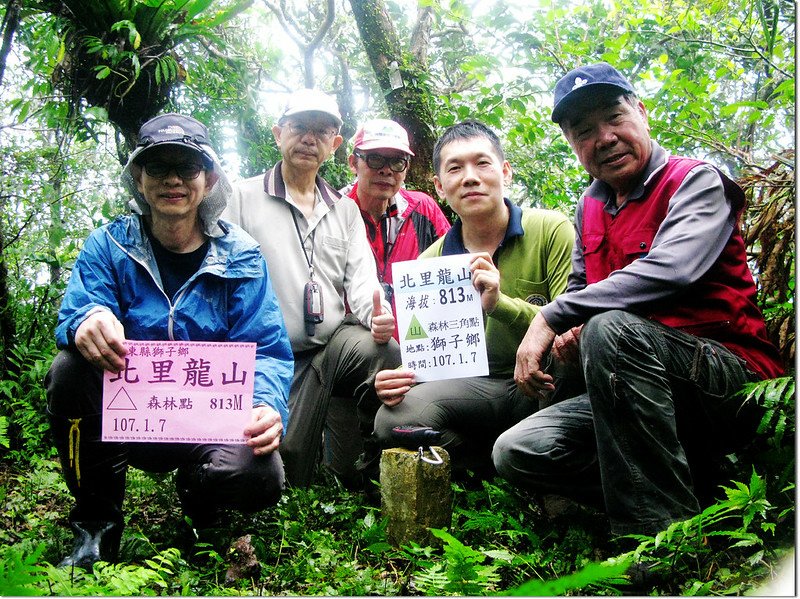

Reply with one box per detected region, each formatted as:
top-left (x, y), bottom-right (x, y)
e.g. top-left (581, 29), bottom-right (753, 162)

top-left (0, 371), bottom-right (794, 597)
top-left (0, 349), bottom-right (794, 596)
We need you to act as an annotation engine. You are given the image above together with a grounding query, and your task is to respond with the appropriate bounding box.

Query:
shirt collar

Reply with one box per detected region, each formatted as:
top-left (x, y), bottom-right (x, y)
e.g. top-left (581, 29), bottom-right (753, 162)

top-left (339, 181), bottom-right (408, 225)
top-left (390, 189), bottom-right (409, 218)
top-left (346, 182), bottom-right (409, 222)
top-left (263, 160), bottom-right (341, 207)
top-left (441, 198), bottom-right (523, 256)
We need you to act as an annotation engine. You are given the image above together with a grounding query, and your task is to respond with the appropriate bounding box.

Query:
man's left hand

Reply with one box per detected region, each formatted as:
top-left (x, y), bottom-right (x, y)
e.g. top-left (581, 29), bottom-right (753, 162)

top-left (370, 288), bottom-right (395, 344)
top-left (244, 406), bottom-right (283, 456)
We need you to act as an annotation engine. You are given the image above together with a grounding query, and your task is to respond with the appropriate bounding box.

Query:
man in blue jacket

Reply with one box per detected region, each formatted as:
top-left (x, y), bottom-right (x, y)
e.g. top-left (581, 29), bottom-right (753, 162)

top-left (45, 114), bottom-right (293, 569)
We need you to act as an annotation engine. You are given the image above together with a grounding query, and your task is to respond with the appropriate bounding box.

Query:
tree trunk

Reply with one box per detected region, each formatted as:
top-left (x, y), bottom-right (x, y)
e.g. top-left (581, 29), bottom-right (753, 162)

top-left (334, 51), bottom-right (356, 164)
top-left (49, 165), bottom-right (63, 287)
top-left (348, 0), bottom-right (438, 197)
top-left (0, 0), bottom-right (20, 89)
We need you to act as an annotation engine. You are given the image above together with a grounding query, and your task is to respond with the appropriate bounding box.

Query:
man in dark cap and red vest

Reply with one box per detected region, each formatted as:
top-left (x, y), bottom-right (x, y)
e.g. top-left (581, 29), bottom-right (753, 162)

top-left (493, 62), bottom-right (783, 538)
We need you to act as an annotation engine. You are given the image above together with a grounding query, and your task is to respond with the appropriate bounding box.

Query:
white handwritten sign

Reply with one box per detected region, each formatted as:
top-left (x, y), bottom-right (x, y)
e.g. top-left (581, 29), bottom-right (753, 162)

top-left (102, 340), bottom-right (255, 444)
top-left (392, 254), bottom-right (489, 382)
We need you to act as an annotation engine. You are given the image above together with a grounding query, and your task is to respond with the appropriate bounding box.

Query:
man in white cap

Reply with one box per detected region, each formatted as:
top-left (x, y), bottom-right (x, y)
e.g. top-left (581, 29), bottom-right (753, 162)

top-left (224, 89), bottom-right (400, 489)
top-left (340, 119), bottom-right (451, 335)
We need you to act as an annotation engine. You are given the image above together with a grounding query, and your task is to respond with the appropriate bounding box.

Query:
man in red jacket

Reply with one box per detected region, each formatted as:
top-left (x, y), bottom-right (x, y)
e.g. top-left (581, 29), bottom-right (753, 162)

top-left (496, 63), bottom-right (783, 538)
top-left (341, 119), bottom-right (451, 334)
top-left (330, 119), bottom-right (450, 488)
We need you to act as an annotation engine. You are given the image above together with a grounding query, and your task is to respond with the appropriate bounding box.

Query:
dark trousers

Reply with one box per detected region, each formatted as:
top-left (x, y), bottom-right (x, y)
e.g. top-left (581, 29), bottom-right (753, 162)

top-left (280, 317), bottom-right (401, 487)
top-left (493, 310), bottom-right (759, 535)
top-left (374, 376), bottom-right (538, 473)
top-left (46, 348), bottom-right (284, 527)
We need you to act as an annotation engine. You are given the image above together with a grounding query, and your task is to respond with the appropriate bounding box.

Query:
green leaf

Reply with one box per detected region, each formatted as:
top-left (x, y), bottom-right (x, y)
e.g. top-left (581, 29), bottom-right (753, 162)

top-left (685, 579), bottom-right (715, 595)
top-left (195, 0), bottom-right (254, 28)
top-left (185, 0), bottom-right (215, 21)
top-left (510, 558), bottom-right (633, 596)
top-left (15, 100), bottom-right (31, 123)
top-left (363, 541), bottom-right (392, 554)
top-left (56, 38), bottom-right (66, 64)
top-left (483, 549), bottom-right (514, 562)
top-left (0, 416), bottom-right (8, 448)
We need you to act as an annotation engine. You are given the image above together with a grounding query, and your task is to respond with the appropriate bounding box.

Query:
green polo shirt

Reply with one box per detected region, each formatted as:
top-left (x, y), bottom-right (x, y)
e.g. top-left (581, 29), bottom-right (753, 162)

top-left (421, 199), bottom-right (574, 377)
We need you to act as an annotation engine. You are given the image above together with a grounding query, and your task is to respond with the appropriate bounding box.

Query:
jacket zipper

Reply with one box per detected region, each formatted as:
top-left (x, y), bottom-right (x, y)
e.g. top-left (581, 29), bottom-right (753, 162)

top-left (105, 228), bottom-right (213, 342)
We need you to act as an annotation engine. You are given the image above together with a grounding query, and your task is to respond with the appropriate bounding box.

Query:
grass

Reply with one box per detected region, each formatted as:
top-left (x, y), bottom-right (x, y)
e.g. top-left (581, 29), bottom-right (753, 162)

top-left (0, 452), bottom-right (793, 596)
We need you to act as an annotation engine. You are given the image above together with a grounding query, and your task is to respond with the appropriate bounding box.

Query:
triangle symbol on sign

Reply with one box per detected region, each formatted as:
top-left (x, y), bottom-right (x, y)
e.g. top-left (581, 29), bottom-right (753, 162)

top-left (107, 388), bottom-right (137, 411)
top-left (404, 315), bottom-right (428, 341)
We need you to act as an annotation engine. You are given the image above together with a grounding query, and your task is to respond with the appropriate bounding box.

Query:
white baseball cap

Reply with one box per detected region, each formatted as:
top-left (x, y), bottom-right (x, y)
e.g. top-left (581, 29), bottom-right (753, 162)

top-left (279, 88), bottom-right (343, 127)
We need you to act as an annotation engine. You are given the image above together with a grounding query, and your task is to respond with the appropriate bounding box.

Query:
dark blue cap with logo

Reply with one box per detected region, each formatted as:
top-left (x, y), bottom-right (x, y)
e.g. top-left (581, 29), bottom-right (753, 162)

top-left (132, 113), bottom-right (213, 166)
top-left (552, 62), bottom-right (637, 123)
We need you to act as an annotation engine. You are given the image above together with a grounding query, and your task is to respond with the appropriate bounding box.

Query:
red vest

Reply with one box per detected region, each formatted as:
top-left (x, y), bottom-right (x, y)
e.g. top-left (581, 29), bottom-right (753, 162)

top-left (582, 157), bottom-right (783, 380)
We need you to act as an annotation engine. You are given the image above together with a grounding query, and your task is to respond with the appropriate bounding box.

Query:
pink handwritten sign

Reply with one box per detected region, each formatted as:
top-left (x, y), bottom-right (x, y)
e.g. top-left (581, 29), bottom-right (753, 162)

top-left (102, 340), bottom-right (256, 444)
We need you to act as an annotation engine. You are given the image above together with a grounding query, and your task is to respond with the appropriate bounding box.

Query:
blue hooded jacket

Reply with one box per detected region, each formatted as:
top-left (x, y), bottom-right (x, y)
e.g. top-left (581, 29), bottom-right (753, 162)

top-left (55, 215), bottom-right (293, 424)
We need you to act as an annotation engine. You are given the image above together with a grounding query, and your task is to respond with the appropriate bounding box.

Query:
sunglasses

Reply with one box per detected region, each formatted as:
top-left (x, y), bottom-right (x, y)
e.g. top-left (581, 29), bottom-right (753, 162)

top-left (354, 152), bottom-right (409, 173)
top-left (142, 162), bottom-right (205, 180)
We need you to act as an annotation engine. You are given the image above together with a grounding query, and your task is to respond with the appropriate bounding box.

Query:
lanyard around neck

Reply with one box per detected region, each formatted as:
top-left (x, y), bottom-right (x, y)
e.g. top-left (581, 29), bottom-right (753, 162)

top-left (377, 217), bottom-right (393, 283)
top-left (290, 208), bottom-right (316, 279)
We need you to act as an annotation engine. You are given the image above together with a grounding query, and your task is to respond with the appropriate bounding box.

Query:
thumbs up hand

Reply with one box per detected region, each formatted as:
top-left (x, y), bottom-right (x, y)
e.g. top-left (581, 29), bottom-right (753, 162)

top-left (370, 288), bottom-right (395, 344)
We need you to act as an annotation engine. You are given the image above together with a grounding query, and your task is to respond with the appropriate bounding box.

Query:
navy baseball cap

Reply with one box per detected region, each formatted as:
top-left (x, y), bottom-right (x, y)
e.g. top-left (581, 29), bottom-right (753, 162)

top-left (131, 113), bottom-right (214, 166)
top-left (552, 62), bottom-right (637, 123)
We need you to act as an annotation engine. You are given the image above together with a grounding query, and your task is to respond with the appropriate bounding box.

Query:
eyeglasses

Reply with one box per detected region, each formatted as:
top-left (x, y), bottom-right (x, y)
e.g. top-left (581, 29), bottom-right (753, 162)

top-left (284, 122), bottom-right (338, 141)
top-left (142, 162), bottom-right (205, 180)
top-left (354, 152), bottom-right (409, 173)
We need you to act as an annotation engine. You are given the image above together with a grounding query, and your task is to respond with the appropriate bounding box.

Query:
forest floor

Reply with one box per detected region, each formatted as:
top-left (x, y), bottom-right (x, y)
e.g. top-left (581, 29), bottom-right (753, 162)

top-left (0, 454), bottom-right (794, 596)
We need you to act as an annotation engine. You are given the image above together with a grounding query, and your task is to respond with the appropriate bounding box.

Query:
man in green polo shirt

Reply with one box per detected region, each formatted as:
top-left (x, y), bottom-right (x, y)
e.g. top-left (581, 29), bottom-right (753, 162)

top-left (371, 120), bottom-right (574, 474)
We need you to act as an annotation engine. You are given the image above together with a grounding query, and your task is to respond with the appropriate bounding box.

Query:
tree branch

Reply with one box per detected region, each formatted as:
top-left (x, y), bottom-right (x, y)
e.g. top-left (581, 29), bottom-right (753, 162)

top-left (263, 0), bottom-right (335, 87)
top-left (306, 0), bottom-right (334, 51)
top-left (409, 4), bottom-right (433, 67)
top-left (263, 0), bottom-right (306, 48)
top-left (654, 120), bottom-right (765, 172)
top-left (640, 28), bottom-right (792, 79)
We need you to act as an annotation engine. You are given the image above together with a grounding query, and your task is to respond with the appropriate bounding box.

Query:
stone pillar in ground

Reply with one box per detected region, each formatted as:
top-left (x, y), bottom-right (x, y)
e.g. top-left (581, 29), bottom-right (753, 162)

top-left (380, 446), bottom-right (452, 547)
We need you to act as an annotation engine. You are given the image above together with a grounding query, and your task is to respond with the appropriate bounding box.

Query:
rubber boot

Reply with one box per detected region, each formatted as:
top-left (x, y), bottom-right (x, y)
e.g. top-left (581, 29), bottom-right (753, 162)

top-left (175, 462), bottom-right (232, 561)
top-left (48, 410), bottom-right (127, 569)
top-left (60, 520), bottom-right (123, 569)
top-left (175, 462), bottom-right (221, 530)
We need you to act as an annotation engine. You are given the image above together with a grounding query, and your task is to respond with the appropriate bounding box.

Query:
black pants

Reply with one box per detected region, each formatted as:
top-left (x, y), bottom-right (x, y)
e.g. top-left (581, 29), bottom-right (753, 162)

top-left (493, 311), bottom-right (760, 535)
